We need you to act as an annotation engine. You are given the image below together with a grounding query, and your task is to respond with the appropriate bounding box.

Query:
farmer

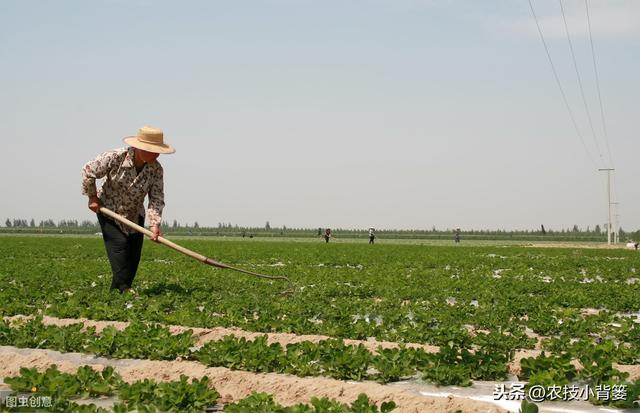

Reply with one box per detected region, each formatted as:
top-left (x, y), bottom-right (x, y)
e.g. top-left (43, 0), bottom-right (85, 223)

top-left (454, 227), bottom-right (461, 244)
top-left (324, 228), bottom-right (332, 243)
top-left (81, 126), bottom-right (175, 293)
top-left (369, 227), bottom-right (376, 244)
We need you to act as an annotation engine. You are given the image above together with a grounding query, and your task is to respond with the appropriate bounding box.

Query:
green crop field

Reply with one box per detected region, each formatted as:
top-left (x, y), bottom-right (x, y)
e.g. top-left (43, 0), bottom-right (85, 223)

top-left (0, 235), bottom-right (639, 410)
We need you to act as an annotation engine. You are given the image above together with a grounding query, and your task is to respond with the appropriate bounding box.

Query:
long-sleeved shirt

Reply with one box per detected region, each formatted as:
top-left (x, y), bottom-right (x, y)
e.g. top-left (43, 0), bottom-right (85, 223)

top-left (82, 147), bottom-right (165, 234)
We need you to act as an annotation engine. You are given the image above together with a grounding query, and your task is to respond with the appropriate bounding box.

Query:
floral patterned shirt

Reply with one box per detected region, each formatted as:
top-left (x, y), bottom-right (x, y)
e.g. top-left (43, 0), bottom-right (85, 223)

top-left (81, 147), bottom-right (165, 234)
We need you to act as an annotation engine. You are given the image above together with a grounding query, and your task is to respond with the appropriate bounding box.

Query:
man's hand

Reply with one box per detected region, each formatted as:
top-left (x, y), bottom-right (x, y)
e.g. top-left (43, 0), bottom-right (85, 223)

top-left (150, 225), bottom-right (161, 241)
top-left (88, 196), bottom-right (101, 213)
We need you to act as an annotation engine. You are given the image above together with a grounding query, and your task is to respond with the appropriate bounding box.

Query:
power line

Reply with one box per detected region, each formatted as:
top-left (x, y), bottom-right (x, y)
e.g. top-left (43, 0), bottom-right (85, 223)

top-left (584, 0), bottom-right (618, 234)
top-left (558, 0), bottom-right (604, 166)
top-left (529, 0), bottom-right (620, 240)
top-left (527, 0), bottom-right (597, 168)
top-left (585, 0), bottom-right (614, 168)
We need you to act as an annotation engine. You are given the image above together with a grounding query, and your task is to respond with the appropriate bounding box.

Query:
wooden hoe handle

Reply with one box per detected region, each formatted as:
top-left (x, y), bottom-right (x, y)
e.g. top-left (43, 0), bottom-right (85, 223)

top-left (98, 207), bottom-right (290, 282)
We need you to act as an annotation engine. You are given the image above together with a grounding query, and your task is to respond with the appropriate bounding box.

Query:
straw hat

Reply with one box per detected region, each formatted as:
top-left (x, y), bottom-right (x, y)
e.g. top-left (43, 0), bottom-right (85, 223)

top-left (123, 126), bottom-right (176, 154)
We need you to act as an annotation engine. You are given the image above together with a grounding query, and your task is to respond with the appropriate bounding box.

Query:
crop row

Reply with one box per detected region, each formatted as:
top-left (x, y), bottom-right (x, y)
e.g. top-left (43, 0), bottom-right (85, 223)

top-left (0, 318), bottom-right (512, 384)
top-left (520, 352), bottom-right (640, 408)
top-left (2, 364), bottom-right (396, 413)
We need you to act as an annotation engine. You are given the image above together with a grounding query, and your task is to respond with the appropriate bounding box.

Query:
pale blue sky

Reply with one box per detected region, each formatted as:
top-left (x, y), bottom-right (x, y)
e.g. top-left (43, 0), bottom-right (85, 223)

top-left (1, 0), bottom-right (638, 231)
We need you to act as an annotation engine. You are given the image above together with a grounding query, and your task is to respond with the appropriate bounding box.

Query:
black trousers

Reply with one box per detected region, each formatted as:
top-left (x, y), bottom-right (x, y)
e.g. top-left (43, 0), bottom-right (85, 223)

top-left (97, 213), bottom-right (144, 292)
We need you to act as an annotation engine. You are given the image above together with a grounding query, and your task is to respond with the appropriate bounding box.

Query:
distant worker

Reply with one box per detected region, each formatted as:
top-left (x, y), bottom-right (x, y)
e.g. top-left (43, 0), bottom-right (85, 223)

top-left (324, 228), bottom-right (332, 243)
top-left (369, 227), bottom-right (376, 244)
top-left (454, 227), bottom-right (461, 244)
top-left (541, 224), bottom-right (546, 235)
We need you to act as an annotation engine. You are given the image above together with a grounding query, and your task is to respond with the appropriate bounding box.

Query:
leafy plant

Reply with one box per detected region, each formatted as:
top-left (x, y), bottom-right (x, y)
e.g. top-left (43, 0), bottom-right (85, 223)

top-left (118, 375), bottom-right (220, 412)
top-left (317, 339), bottom-right (371, 381)
top-left (4, 365), bottom-right (220, 412)
top-left (519, 352), bottom-right (576, 383)
top-left (224, 392), bottom-right (396, 413)
top-left (87, 322), bottom-right (195, 360)
top-left (519, 399), bottom-right (538, 413)
top-left (4, 365), bottom-right (122, 411)
top-left (370, 346), bottom-right (418, 383)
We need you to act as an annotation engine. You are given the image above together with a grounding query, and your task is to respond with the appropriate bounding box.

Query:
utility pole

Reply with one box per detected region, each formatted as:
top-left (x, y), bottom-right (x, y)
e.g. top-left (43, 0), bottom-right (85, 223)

top-left (599, 168), bottom-right (615, 245)
top-left (612, 202), bottom-right (620, 244)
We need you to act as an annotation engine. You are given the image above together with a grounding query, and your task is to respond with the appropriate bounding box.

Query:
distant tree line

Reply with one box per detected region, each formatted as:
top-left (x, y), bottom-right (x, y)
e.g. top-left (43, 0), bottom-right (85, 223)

top-left (4, 218), bottom-right (98, 229)
top-left (1, 217), bottom-right (635, 242)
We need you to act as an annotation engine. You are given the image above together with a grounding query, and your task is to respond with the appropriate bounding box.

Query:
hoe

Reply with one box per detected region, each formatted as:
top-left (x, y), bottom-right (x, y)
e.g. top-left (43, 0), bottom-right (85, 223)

top-left (99, 207), bottom-right (292, 289)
